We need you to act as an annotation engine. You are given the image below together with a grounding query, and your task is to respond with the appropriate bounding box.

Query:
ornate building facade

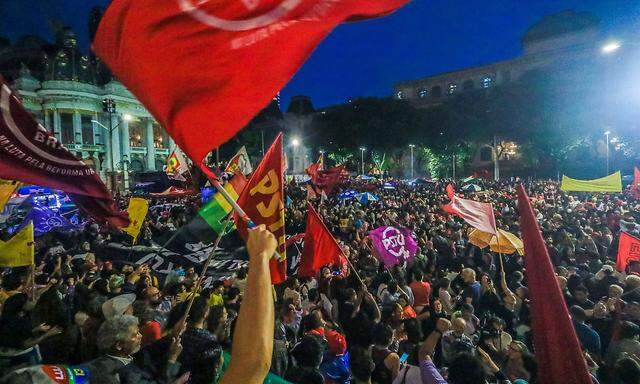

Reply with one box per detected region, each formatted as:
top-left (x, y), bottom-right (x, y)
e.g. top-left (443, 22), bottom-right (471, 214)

top-left (1, 24), bottom-right (175, 190)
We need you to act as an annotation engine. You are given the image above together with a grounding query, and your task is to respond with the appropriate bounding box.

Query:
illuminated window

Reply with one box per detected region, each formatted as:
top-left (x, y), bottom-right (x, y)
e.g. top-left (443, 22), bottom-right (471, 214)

top-left (482, 76), bottom-right (493, 88)
top-left (448, 83), bottom-right (457, 95)
top-left (396, 91), bottom-right (405, 99)
top-left (418, 88), bottom-right (428, 98)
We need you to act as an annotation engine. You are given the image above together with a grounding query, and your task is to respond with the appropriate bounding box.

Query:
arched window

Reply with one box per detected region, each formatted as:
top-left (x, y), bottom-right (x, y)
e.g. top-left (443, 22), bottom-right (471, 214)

top-left (463, 80), bottom-right (474, 90)
top-left (396, 90), bottom-right (405, 100)
top-left (448, 83), bottom-right (457, 95)
top-left (482, 76), bottom-right (493, 88)
top-left (431, 86), bottom-right (442, 98)
top-left (418, 88), bottom-right (428, 98)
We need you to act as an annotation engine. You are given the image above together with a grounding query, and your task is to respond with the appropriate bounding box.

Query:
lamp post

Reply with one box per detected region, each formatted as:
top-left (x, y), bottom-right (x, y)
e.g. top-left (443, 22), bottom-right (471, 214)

top-left (452, 154), bottom-right (456, 180)
top-left (409, 144), bottom-right (415, 179)
top-left (493, 135), bottom-right (500, 181)
top-left (359, 147), bottom-right (366, 176)
top-left (604, 130), bottom-right (611, 174)
top-left (93, 102), bottom-right (133, 192)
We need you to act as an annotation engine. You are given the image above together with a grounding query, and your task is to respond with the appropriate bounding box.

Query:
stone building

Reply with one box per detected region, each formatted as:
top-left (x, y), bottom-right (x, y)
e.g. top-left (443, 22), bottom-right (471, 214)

top-left (1, 23), bottom-right (175, 191)
top-left (394, 11), bottom-right (601, 107)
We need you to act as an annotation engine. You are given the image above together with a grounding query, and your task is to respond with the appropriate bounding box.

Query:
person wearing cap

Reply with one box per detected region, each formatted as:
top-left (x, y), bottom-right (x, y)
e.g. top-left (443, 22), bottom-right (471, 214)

top-left (102, 294), bottom-right (137, 320)
top-left (320, 330), bottom-right (350, 384)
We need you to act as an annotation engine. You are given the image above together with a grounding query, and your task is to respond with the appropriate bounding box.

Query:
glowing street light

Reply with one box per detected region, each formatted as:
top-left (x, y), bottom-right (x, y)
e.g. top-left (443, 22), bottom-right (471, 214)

top-left (601, 41), bottom-right (621, 54)
top-left (123, 113), bottom-right (133, 121)
top-left (291, 137), bottom-right (300, 147)
top-left (359, 147), bottom-right (366, 176)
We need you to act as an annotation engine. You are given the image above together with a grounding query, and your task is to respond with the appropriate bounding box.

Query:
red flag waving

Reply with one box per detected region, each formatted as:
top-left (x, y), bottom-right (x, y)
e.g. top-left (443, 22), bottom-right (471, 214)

top-left (93, 0), bottom-right (410, 165)
top-left (517, 184), bottom-right (593, 384)
top-left (0, 79), bottom-right (129, 228)
top-left (235, 133), bottom-right (286, 284)
top-left (617, 231), bottom-right (640, 272)
top-left (443, 190), bottom-right (497, 235)
top-left (299, 203), bottom-right (344, 277)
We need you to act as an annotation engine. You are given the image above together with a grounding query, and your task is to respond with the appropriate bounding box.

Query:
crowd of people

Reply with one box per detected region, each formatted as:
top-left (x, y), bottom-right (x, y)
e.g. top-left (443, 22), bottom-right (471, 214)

top-left (0, 177), bottom-right (639, 384)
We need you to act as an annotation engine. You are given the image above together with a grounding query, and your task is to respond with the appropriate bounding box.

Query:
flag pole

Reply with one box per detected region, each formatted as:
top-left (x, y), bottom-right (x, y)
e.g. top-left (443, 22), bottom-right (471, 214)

top-left (201, 162), bottom-right (283, 260)
top-left (173, 219), bottom-right (231, 338)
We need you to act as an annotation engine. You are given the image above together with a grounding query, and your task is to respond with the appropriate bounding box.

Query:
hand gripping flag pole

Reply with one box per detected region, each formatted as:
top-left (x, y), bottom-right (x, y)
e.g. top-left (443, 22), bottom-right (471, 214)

top-left (201, 162), bottom-right (283, 260)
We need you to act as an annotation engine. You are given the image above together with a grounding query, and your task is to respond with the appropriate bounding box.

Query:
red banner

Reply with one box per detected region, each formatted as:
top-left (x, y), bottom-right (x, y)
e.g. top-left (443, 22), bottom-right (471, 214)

top-left (0, 79), bottom-right (128, 228)
top-left (93, 0), bottom-right (410, 165)
top-left (617, 231), bottom-right (640, 272)
top-left (299, 203), bottom-right (344, 277)
top-left (235, 133), bottom-right (286, 284)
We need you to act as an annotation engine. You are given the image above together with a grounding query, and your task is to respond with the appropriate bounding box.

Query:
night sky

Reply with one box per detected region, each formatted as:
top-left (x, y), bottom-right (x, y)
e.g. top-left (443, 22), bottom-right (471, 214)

top-left (2, 0), bottom-right (639, 109)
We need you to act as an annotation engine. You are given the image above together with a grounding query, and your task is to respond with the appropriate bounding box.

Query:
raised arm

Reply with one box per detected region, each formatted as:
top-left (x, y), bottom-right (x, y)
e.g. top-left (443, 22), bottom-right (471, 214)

top-left (220, 225), bottom-right (276, 384)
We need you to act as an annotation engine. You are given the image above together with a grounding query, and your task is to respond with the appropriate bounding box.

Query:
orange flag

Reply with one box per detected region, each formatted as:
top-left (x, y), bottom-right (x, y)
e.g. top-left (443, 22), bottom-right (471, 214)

top-left (235, 133), bottom-right (286, 284)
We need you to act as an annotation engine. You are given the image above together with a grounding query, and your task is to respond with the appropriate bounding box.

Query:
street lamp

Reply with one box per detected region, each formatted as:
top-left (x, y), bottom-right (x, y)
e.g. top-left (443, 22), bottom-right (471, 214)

top-left (604, 130), bottom-right (611, 174)
top-left (408, 144), bottom-right (415, 179)
top-left (92, 119), bottom-right (119, 192)
top-left (602, 41), bottom-right (622, 54)
top-left (291, 137), bottom-right (300, 147)
top-left (359, 147), bottom-right (366, 176)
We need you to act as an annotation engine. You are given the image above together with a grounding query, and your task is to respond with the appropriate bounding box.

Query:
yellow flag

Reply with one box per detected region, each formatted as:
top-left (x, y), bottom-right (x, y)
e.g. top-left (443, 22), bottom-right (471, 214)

top-left (561, 171), bottom-right (622, 192)
top-left (0, 179), bottom-right (20, 213)
top-left (122, 198), bottom-right (149, 242)
top-left (0, 222), bottom-right (34, 267)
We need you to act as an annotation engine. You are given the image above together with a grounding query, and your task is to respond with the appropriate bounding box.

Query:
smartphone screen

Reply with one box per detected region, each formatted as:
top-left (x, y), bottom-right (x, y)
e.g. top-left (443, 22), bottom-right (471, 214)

top-left (399, 353), bottom-right (409, 364)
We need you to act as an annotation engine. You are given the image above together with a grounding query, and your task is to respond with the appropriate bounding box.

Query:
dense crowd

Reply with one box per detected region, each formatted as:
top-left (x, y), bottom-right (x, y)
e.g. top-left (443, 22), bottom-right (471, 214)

top-left (0, 177), bottom-right (639, 384)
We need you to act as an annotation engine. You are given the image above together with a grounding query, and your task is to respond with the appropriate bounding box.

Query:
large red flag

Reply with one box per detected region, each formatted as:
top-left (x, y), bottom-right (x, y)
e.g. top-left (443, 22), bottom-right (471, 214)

top-left (616, 231), bottom-right (640, 272)
top-left (235, 133), bottom-right (286, 284)
top-left (0, 79), bottom-right (129, 228)
top-left (443, 185), bottom-right (497, 235)
top-left (299, 203), bottom-right (344, 277)
top-left (93, 0), bottom-right (410, 165)
top-left (517, 184), bottom-right (592, 384)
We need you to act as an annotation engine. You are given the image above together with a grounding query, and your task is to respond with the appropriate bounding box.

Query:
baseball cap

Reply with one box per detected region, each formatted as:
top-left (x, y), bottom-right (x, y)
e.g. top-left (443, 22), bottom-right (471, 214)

top-left (102, 293), bottom-right (136, 319)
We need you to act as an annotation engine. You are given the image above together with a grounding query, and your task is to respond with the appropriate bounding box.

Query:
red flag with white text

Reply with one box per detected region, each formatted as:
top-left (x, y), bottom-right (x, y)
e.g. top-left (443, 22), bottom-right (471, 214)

top-left (0, 79), bottom-right (129, 228)
top-left (93, 0), bottom-right (410, 165)
top-left (234, 133), bottom-right (286, 284)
